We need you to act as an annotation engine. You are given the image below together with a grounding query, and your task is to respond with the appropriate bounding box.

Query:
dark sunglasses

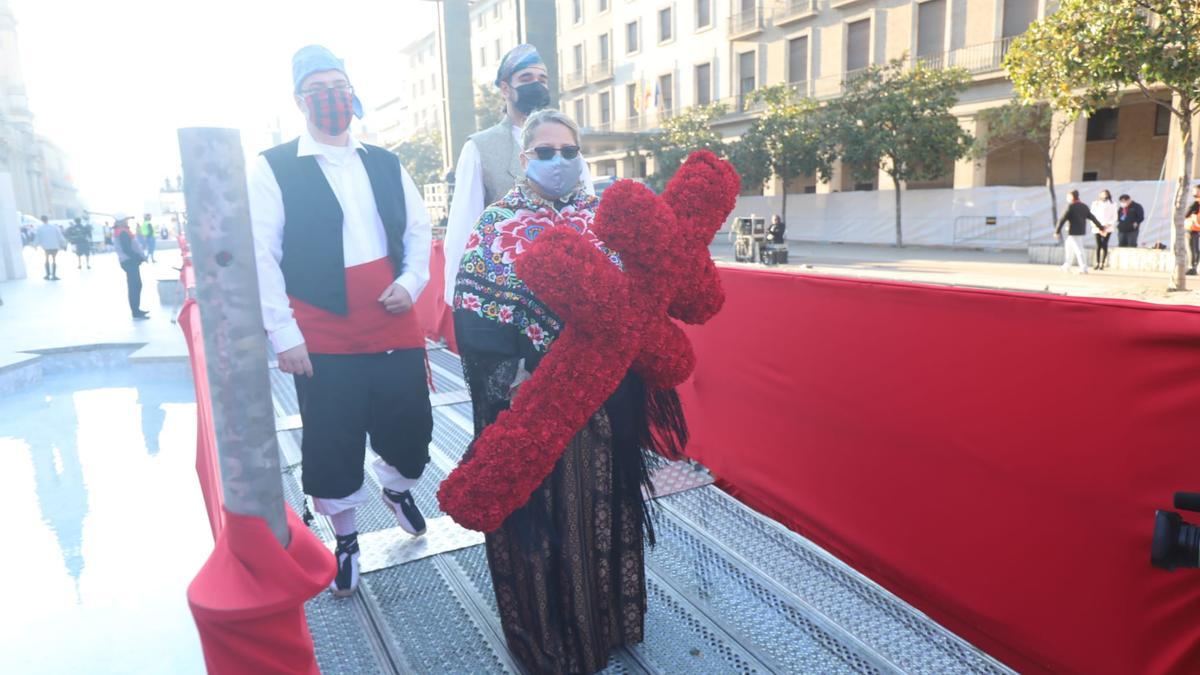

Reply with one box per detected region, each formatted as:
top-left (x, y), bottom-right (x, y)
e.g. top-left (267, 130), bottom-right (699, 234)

top-left (526, 145), bottom-right (581, 161)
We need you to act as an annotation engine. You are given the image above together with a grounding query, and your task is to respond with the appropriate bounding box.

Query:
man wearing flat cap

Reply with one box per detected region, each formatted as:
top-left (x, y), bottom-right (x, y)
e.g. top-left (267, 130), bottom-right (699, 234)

top-left (441, 43), bottom-right (594, 306)
top-left (248, 44), bottom-right (434, 598)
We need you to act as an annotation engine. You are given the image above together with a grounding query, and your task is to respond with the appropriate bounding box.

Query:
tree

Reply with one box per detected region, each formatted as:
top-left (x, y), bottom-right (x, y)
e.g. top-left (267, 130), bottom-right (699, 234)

top-left (830, 58), bottom-right (972, 246)
top-left (1005, 0), bottom-right (1200, 290)
top-left (475, 85), bottom-right (506, 131)
top-left (734, 85), bottom-right (837, 224)
top-left (643, 103), bottom-right (728, 192)
top-left (395, 129), bottom-right (444, 188)
top-left (973, 99), bottom-right (1078, 231)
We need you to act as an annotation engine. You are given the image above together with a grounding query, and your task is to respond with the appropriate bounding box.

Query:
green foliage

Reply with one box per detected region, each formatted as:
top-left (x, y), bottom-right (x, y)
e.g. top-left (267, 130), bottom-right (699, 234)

top-left (475, 85), bottom-right (507, 131)
top-left (974, 98), bottom-right (1074, 228)
top-left (833, 59), bottom-right (972, 185)
top-left (395, 129), bottom-right (445, 188)
top-left (734, 85), bottom-right (837, 219)
top-left (643, 103), bottom-right (729, 192)
top-left (1005, 0), bottom-right (1200, 289)
top-left (829, 58), bottom-right (972, 245)
top-left (973, 99), bottom-right (1056, 158)
top-left (1006, 0), bottom-right (1200, 116)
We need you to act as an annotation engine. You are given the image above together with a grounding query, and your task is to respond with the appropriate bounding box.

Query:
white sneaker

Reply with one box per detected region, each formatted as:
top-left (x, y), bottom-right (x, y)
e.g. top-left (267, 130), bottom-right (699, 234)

top-left (382, 488), bottom-right (427, 536)
top-left (329, 533), bottom-right (360, 597)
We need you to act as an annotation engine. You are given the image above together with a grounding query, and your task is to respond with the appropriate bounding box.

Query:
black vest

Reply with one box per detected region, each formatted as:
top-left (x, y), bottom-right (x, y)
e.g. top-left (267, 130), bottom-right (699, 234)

top-left (261, 138), bottom-right (408, 315)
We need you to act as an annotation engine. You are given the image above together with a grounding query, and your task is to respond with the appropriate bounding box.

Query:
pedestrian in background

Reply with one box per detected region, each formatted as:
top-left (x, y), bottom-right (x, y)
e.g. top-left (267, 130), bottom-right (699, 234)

top-left (1116, 194), bottom-right (1144, 248)
top-left (1056, 190), bottom-right (1101, 275)
top-left (139, 213), bottom-right (156, 262)
top-left (113, 213), bottom-right (149, 319)
top-left (1090, 190), bottom-right (1117, 270)
top-left (35, 215), bottom-right (67, 281)
top-left (66, 217), bottom-right (93, 269)
top-left (1186, 185), bottom-right (1200, 275)
top-left (768, 214), bottom-right (786, 244)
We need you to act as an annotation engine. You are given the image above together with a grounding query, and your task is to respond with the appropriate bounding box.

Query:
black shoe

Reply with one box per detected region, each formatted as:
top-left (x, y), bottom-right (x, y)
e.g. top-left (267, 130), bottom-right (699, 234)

top-left (382, 488), bottom-right (426, 536)
top-left (329, 532), bottom-right (360, 598)
top-left (1188, 269), bottom-right (1198, 276)
top-left (43, 274), bottom-right (50, 280)
top-left (133, 311), bottom-right (150, 320)
top-left (51, 275), bottom-right (60, 280)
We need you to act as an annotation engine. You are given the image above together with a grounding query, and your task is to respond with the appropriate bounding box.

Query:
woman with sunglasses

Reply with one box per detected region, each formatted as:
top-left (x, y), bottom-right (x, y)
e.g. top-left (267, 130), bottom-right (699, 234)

top-left (451, 109), bottom-right (650, 674)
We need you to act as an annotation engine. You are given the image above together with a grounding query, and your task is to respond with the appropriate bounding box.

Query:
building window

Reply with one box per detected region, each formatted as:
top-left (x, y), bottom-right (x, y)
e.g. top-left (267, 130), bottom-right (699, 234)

top-left (659, 7), bottom-right (673, 43)
top-left (599, 0), bottom-right (609, 12)
top-left (573, 0), bottom-right (583, 23)
top-left (695, 63), bottom-right (712, 106)
top-left (917, 0), bottom-right (946, 60)
top-left (496, 39), bottom-right (503, 61)
top-left (738, 51), bottom-right (756, 108)
top-left (626, 21), bottom-right (640, 54)
top-left (846, 18), bottom-right (871, 73)
top-left (696, 0), bottom-right (711, 28)
top-left (1087, 108), bottom-right (1119, 141)
top-left (598, 33), bottom-right (610, 64)
top-left (573, 43), bottom-right (584, 74)
top-left (627, 82), bottom-right (639, 118)
top-left (787, 36), bottom-right (808, 84)
top-left (476, 12), bottom-right (484, 28)
top-left (659, 73), bottom-right (674, 112)
top-left (599, 91), bottom-right (612, 125)
top-left (493, 2), bottom-right (501, 19)
top-left (479, 46), bottom-right (486, 67)
top-left (1002, 0), bottom-right (1038, 39)
top-left (1154, 104), bottom-right (1172, 136)
top-left (574, 98), bottom-right (586, 125)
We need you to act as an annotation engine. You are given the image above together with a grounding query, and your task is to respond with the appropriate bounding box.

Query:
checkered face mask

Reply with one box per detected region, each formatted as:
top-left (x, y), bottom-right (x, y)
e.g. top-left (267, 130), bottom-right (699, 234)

top-left (304, 88), bottom-right (354, 136)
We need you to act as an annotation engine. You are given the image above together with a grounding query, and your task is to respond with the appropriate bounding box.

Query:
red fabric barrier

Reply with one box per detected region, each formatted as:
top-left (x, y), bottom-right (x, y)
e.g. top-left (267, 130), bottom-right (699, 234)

top-left (415, 240), bottom-right (458, 352)
top-left (678, 268), bottom-right (1200, 675)
top-left (179, 258), bottom-right (335, 673)
top-left (179, 296), bottom-right (224, 538)
top-left (188, 508), bottom-right (333, 675)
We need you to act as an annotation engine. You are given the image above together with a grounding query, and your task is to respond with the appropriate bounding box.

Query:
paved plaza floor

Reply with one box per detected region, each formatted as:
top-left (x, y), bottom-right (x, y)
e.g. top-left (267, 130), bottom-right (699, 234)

top-left (0, 246), bottom-right (207, 675)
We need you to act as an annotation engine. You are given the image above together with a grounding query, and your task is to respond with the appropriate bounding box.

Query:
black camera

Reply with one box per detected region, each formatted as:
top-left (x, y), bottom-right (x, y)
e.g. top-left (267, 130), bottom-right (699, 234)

top-left (1151, 492), bottom-right (1200, 570)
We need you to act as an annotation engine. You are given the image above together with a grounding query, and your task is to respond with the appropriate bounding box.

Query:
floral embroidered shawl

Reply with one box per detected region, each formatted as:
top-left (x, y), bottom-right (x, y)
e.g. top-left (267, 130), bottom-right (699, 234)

top-left (453, 182), bottom-right (621, 352)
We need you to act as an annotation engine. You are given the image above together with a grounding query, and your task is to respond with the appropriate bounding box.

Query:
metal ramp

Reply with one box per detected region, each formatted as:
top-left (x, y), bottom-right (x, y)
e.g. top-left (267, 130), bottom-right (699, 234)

top-left (274, 346), bottom-right (1014, 675)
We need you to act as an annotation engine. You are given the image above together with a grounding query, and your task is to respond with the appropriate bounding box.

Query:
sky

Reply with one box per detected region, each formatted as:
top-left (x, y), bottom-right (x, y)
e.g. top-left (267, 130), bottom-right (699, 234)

top-left (10, 0), bottom-right (438, 215)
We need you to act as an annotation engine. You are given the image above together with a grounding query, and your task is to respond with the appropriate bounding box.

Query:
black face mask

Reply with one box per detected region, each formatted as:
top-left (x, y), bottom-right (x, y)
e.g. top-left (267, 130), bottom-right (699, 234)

top-left (513, 82), bottom-right (550, 114)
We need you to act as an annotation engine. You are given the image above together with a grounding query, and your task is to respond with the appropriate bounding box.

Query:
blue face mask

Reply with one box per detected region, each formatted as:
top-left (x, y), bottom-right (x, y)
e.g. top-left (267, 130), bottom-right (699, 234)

top-left (525, 154), bottom-right (583, 200)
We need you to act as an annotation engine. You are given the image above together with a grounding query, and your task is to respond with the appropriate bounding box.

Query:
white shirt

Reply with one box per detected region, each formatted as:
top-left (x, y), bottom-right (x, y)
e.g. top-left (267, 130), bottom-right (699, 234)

top-left (1090, 199), bottom-right (1119, 232)
top-left (442, 123), bottom-right (595, 305)
top-left (248, 130), bottom-right (433, 354)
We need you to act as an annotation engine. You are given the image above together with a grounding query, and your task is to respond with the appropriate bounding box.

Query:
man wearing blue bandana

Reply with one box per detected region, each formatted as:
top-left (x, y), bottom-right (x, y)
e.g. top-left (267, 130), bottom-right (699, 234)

top-left (442, 43), bottom-right (594, 305)
top-left (248, 45), bottom-right (434, 599)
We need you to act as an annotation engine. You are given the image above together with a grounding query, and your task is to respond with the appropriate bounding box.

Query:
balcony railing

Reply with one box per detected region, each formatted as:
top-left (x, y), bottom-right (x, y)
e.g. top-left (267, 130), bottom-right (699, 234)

top-left (912, 37), bottom-right (1016, 75)
top-left (589, 60), bottom-right (614, 82)
top-left (774, 0), bottom-right (816, 25)
top-left (562, 69), bottom-right (587, 91)
top-left (729, 5), bottom-right (765, 37)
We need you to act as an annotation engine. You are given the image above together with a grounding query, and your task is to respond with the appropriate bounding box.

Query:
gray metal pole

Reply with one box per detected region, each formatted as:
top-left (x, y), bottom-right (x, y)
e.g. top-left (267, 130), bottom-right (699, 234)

top-left (440, 0), bottom-right (477, 166)
top-left (178, 127), bottom-right (290, 548)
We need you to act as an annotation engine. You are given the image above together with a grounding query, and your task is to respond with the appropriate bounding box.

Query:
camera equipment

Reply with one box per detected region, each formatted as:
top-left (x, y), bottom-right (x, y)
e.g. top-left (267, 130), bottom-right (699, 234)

top-left (761, 243), bottom-right (789, 266)
top-left (733, 216), bottom-right (766, 263)
top-left (1151, 492), bottom-right (1200, 570)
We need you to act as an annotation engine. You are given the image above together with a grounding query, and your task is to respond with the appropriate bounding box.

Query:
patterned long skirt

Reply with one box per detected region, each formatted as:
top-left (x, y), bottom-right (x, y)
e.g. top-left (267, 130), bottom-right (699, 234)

top-left (484, 409), bottom-right (647, 675)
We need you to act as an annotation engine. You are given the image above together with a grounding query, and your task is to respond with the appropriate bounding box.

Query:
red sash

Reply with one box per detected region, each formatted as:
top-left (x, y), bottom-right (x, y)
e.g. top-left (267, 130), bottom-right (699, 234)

top-left (290, 257), bottom-right (424, 354)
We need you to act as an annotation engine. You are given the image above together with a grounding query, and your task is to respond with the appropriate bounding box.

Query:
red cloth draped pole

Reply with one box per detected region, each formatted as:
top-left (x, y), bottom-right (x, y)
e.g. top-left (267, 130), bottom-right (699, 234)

top-left (679, 267), bottom-right (1200, 674)
top-left (177, 127), bottom-right (334, 674)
